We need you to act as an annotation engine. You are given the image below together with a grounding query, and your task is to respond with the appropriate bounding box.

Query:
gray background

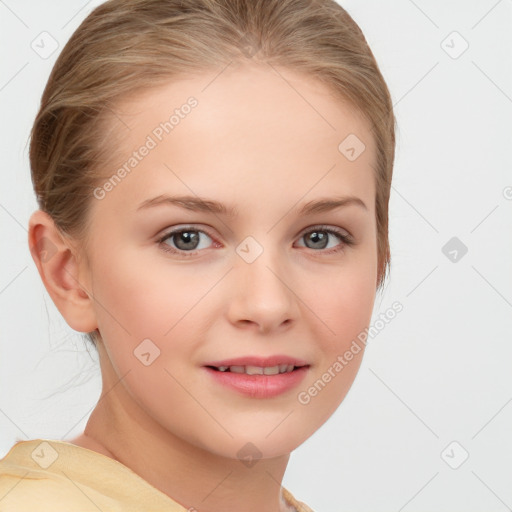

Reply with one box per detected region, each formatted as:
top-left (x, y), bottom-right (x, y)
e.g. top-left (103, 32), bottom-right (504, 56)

top-left (1, 1), bottom-right (511, 511)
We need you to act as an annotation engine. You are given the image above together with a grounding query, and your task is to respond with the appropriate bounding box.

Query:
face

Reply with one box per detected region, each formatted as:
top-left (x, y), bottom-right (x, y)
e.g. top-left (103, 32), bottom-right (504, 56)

top-left (80, 62), bottom-right (378, 460)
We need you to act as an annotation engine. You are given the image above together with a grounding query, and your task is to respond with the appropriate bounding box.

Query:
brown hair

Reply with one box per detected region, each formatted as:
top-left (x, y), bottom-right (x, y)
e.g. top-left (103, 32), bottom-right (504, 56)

top-left (29, 0), bottom-right (396, 348)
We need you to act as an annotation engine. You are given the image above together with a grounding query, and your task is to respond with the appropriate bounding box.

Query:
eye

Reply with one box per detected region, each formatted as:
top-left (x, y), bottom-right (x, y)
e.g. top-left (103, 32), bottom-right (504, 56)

top-left (296, 226), bottom-right (354, 254)
top-left (158, 226), bottom-right (217, 257)
top-left (157, 224), bottom-right (354, 258)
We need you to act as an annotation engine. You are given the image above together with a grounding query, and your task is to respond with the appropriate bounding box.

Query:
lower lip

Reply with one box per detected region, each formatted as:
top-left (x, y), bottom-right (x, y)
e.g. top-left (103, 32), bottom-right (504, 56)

top-left (203, 366), bottom-right (309, 398)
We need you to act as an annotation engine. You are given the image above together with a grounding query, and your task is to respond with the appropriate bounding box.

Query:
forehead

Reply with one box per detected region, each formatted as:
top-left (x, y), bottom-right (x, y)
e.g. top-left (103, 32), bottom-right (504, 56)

top-left (112, 62), bottom-right (372, 141)
top-left (95, 63), bottom-right (376, 216)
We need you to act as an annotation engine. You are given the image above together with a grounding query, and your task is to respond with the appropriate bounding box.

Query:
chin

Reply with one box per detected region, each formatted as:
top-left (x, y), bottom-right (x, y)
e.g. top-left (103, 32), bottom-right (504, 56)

top-left (193, 423), bottom-right (314, 462)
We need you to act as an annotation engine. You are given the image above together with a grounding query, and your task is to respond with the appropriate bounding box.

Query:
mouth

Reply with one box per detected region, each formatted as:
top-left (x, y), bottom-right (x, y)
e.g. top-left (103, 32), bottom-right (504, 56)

top-left (202, 356), bottom-right (311, 398)
top-left (205, 364), bottom-right (308, 375)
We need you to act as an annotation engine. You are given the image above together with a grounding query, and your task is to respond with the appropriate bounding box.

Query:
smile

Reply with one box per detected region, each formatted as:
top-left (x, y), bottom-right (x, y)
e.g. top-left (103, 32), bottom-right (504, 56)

top-left (203, 358), bottom-right (310, 398)
top-left (209, 364), bottom-right (300, 375)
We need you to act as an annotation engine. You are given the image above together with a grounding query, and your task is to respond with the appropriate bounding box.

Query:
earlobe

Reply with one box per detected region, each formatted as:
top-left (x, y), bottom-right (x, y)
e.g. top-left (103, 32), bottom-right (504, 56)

top-left (27, 210), bottom-right (98, 334)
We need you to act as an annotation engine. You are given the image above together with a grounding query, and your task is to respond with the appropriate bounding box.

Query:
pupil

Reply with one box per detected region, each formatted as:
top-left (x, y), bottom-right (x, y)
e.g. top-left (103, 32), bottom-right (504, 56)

top-left (308, 231), bottom-right (327, 249)
top-left (177, 231), bottom-right (198, 249)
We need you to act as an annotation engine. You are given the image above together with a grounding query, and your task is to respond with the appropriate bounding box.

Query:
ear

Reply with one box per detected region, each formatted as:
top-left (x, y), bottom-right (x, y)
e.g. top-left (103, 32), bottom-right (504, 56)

top-left (28, 210), bottom-right (98, 334)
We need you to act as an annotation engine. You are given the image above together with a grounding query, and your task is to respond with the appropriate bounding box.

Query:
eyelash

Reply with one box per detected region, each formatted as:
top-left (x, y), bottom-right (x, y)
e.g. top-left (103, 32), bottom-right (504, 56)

top-left (157, 225), bottom-right (354, 258)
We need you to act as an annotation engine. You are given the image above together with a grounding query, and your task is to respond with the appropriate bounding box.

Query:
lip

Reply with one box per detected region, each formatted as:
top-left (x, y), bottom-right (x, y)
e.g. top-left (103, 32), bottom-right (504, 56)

top-left (202, 355), bottom-right (310, 399)
top-left (203, 355), bottom-right (309, 368)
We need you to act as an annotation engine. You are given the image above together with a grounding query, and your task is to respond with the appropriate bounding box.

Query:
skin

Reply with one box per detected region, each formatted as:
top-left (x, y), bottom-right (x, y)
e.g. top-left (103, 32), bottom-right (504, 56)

top-left (29, 61), bottom-right (379, 512)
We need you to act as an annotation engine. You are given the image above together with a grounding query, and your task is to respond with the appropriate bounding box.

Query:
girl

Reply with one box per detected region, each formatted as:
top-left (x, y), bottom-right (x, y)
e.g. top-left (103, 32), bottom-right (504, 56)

top-left (0, 0), bottom-right (396, 510)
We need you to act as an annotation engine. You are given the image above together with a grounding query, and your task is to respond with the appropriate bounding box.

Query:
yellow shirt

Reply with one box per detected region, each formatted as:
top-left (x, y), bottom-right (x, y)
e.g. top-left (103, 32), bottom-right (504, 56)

top-left (0, 439), bottom-right (314, 511)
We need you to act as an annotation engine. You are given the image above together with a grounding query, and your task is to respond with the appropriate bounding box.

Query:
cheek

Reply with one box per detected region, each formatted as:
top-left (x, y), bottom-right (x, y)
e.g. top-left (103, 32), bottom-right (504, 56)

top-left (297, 257), bottom-right (376, 417)
top-left (89, 249), bottom-right (221, 394)
top-left (91, 248), bottom-right (209, 338)
top-left (315, 257), bottom-right (377, 348)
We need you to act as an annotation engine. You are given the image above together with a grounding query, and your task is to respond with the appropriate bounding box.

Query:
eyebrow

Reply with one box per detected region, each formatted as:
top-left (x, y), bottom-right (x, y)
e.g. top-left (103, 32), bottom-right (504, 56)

top-left (136, 194), bottom-right (368, 216)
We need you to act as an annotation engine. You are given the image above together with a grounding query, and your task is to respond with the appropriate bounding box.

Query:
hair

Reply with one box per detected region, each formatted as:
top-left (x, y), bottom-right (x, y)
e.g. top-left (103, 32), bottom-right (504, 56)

top-left (29, 0), bottom-right (396, 349)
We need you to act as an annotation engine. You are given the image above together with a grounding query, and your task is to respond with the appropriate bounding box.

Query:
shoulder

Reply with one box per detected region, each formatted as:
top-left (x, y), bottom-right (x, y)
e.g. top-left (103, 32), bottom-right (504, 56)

top-left (0, 439), bottom-right (127, 511)
top-left (0, 438), bottom-right (189, 512)
top-left (0, 456), bottom-right (161, 512)
top-left (0, 449), bottom-right (96, 511)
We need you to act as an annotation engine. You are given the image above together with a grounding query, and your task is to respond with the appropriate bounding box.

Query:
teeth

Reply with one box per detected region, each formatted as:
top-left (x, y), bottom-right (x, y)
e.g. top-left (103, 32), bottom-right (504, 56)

top-left (263, 366), bottom-right (279, 375)
top-left (215, 365), bottom-right (297, 375)
top-left (246, 365), bottom-right (264, 375)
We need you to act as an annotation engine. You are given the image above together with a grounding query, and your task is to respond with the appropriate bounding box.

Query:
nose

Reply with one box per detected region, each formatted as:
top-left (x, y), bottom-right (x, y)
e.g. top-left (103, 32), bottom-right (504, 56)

top-left (226, 246), bottom-right (299, 335)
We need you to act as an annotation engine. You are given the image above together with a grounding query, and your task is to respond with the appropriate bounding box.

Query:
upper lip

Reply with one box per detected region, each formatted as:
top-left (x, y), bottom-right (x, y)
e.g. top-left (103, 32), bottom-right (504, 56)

top-left (204, 355), bottom-right (309, 368)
